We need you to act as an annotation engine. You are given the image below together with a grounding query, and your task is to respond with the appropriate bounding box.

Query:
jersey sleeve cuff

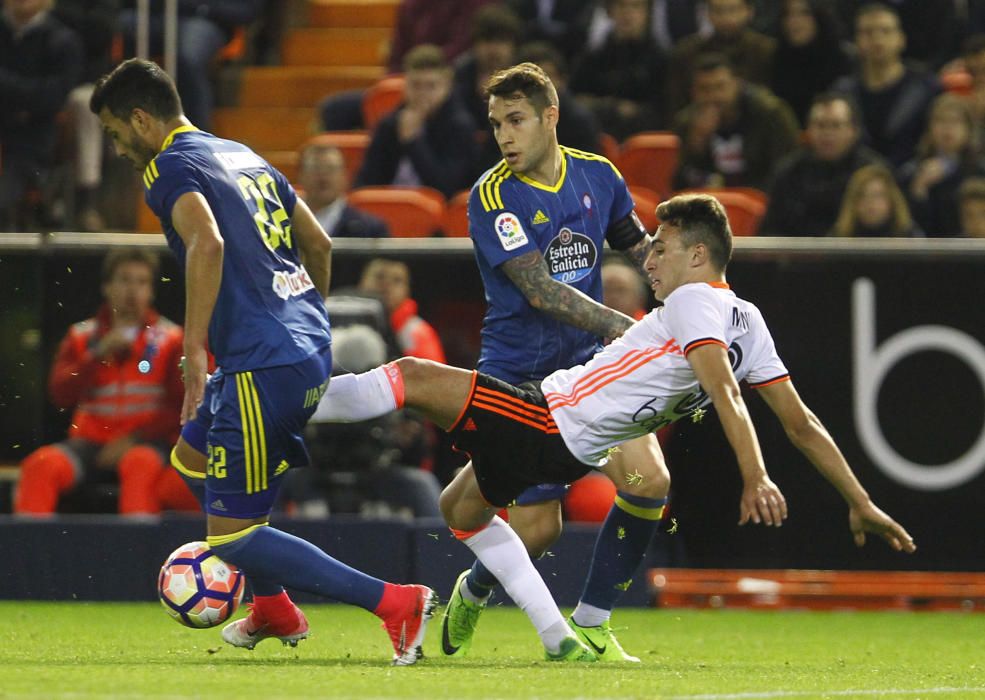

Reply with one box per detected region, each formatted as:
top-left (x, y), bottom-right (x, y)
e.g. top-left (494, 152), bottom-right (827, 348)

top-left (683, 337), bottom-right (727, 355)
top-left (747, 374), bottom-right (791, 389)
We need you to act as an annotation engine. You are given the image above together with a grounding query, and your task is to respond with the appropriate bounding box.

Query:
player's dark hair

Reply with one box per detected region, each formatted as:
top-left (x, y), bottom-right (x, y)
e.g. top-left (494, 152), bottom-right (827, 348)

top-left (90, 58), bottom-right (182, 121)
top-left (809, 91), bottom-right (861, 128)
top-left (656, 194), bottom-right (733, 270)
top-left (485, 62), bottom-right (559, 114)
top-left (403, 44), bottom-right (450, 73)
top-left (101, 248), bottom-right (160, 284)
top-left (471, 4), bottom-right (522, 44)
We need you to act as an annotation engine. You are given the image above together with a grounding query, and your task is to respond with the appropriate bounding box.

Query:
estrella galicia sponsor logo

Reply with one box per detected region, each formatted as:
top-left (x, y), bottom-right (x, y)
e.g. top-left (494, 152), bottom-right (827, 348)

top-left (546, 228), bottom-right (597, 283)
top-left (495, 212), bottom-right (528, 251)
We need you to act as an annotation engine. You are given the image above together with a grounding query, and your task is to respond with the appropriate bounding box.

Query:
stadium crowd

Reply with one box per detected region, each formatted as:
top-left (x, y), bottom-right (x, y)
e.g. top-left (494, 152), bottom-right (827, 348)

top-left (5, 0), bottom-right (985, 518)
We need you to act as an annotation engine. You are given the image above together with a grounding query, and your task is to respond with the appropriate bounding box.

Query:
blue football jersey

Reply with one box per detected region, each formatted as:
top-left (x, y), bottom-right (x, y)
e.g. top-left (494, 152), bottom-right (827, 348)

top-left (144, 126), bottom-right (331, 372)
top-left (468, 146), bottom-right (635, 383)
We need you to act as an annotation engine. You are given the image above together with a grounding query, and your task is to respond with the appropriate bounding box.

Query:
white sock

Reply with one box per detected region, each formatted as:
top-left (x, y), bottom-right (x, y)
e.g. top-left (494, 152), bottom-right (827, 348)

top-left (571, 602), bottom-right (610, 628)
top-left (309, 364), bottom-right (403, 423)
top-left (461, 516), bottom-right (567, 650)
top-left (459, 578), bottom-right (490, 605)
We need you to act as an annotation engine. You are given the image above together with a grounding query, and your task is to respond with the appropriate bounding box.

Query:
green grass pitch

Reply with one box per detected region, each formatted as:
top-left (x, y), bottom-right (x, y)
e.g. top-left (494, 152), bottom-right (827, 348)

top-left (1, 602), bottom-right (983, 699)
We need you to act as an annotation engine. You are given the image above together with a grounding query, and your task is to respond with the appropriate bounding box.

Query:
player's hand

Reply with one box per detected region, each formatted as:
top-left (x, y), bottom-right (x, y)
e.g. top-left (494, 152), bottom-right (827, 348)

top-left (739, 476), bottom-right (787, 527)
top-left (180, 346), bottom-right (208, 425)
top-left (848, 501), bottom-right (916, 553)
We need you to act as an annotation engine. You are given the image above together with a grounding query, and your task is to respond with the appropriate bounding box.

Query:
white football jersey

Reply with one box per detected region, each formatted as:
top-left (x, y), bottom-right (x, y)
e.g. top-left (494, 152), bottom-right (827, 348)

top-left (541, 282), bottom-right (789, 466)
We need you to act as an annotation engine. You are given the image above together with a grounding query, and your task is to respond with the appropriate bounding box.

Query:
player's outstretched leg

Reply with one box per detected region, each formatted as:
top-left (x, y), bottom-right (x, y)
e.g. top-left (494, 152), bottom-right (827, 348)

top-left (209, 520), bottom-right (436, 664)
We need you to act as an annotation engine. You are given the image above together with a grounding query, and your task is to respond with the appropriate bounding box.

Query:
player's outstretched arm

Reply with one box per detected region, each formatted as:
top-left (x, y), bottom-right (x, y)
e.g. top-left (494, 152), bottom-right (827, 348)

top-left (291, 197), bottom-right (332, 298)
top-left (171, 191), bottom-right (224, 425)
top-left (687, 344), bottom-right (787, 527)
top-left (502, 249), bottom-right (635, 340)
top-left (756, 380), bottom-right (916, 553)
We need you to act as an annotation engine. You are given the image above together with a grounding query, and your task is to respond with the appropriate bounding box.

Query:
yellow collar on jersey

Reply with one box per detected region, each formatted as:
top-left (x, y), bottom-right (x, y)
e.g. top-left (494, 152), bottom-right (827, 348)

top-left (159, 124), bottom-right (200, 153)
top-left (515, 148), bottom-right (568, 193)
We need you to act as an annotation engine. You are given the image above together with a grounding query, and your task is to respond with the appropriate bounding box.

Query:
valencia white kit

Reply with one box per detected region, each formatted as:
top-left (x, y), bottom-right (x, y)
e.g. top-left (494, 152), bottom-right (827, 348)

top-left (541, 282), bottom-right (790, 466)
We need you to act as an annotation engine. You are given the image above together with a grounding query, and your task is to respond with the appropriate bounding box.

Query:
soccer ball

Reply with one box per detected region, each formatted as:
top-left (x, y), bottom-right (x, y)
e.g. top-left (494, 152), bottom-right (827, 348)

top-left (158, 541), bottom-right (245, 628)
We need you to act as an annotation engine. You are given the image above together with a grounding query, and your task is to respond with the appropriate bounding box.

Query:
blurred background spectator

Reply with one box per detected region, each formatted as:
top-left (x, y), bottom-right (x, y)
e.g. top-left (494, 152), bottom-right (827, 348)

top-left (453, 3), bottom-right (522, 129)
top-left (761, 92), bottom-right (884, 236)
top-left (357, 257), bottom-right (447, 363)
top-left (387, 0), bottom-right (497, 74)
top-left (832, 3), bottom-right (941, 168)
top-left (296, 138), bottom-right (390, 238)
top-left (507, 0), bottom-right (596, 63)
top-left (672, 52), bottom-right (799, 190)
top-left (832, 163), bottom-right (923, 237)
top-left (667, 0), bottom-right (775, 116)
top-left (0, 0), bottom-right (83, 232)
top-left (52, 0), bottom-right (118, 232)
top-left (14, 249), bottom-right (191, 517)
top-left (898, 93), bottom-right (985, 237)
top-left (601, 258), bottom-right (650, 321)
top-left (355, 44), bottom-right (476, 199)
top-left (958, 176), bottom-right (985, 236)
top-left (118, 0), bottom-right (261, 131)
top-left (570, 0), bottom-right (668, 139)
top-left (770, 0), bottom-right (855, 126)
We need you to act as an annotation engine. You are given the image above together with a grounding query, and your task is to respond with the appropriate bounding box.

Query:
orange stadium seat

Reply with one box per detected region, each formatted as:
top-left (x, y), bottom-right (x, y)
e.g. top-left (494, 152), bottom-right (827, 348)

top-left (348, 186), bottom-right (446, 237)
top-left (619, 132), bottom-right (680, 200)
top-left (443, 190), bottom-right (471, 237)
top-left (300, 131), bottom-right (370, 184)
top-left (678, 187), bottom-right (767, 236)
top-left (599, 132), bottom-right (621, 163)
top-left (628, 185), bottom-right (660, 233)
top-left (362, 75), bottom-right (405, 129)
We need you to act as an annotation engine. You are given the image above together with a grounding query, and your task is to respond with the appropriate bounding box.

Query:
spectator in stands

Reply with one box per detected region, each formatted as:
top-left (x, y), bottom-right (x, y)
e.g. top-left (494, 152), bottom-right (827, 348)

top-left (898, 94), bottom-right (985, 237)
top-left (506, 0), bottom-right (597, 62)
top-left (835, 0), bottom-right (962, 72)
top-left (358, 258), bottom-right (447, 364)
top-left (831, 163), bottom-right (923, 237)
top-left (14, 249), bottom-right (189, 517)
top-left (761, 92), bottom-right (884, 236)
top-left (119, 0), bottom-right (261, 131)
top-left (770, 0), bottom-right (855, 126)
top-left (355, 45), bottom-right (477, 199)
top-left (601, 258), bottom-right (650, 321)
top-left (585, 0), bottom-right (711, 54)
top-left (666, 0), bottom-right (776, 116)
top-left (388, 0), bottom-right (497, 74)
top-left (832, 3), bottom-right (941, 168)
top-left (569, 0), bottom-right (668, 139)
top-left (297, 138), bottom-right (390, 238)
top-left (0, 0), bottom-right (83, 232)
top-left (453, 4), bottom-right (522, 129)
top-left (672, 52), bottom-right (800, 190)
top-left (958, 176), bottom-right (985, 237)
top-left (958, 35), bottom-right (985, 148)
top-left (52, 0), bottom-right (118, 232)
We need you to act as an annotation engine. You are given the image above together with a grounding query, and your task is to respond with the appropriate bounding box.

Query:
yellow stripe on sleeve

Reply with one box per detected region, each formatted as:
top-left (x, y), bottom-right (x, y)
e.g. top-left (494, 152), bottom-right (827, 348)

top-left (206, 522), bottom-right (269, 548)
top-left (171, 447), bottom-right (205, 480)
top-left (150, 159), bottom-right (159, 179)
top-left (614, 495), bottom-right (666, 521)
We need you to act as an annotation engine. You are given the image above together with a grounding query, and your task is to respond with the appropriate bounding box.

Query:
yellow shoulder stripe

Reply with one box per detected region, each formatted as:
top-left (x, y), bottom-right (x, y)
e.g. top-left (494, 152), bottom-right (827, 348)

top-left (478, 162), bottom-right (512, 212)
top-left (561, 146), bottom-right (623, 179)
top-left (143, 158), bottom-right (160, 190)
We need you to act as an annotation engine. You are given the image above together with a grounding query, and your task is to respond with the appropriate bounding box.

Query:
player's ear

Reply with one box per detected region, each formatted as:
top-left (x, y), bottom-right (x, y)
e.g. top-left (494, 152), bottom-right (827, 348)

top-left (543, 104), bottom-right (559, 129)
top-left (691, 242), bottom-right (708, 267)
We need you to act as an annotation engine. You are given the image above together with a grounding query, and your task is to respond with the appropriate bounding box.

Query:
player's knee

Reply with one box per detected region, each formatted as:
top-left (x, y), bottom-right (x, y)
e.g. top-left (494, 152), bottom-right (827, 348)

top-left (615, 463), bottom-right (670, 499)
top-left (393, 356), bottom-right (435, 386)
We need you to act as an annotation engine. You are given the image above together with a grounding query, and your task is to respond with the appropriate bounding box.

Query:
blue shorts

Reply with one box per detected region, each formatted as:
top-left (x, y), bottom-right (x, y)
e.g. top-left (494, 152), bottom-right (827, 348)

top-left (514, 483), bottom-right (569, 506)
top-left (181, 348), bottom-right (331, 518)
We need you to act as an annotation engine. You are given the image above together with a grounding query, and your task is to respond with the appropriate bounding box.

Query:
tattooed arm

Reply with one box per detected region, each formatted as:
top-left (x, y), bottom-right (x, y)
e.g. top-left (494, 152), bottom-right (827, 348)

top-left (502, 249), bottom-right (635, 339)
top-left (621, 235), bottom-right (652, 271)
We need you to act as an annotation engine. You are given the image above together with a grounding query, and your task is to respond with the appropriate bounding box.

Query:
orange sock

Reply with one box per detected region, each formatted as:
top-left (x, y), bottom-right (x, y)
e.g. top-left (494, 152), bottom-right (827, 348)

top-left (117, 445), bottom-right (165, 514)
top-left (155, 467), bottom-right (201, 512)
top-left (14, 445), bottom-right (77, 514)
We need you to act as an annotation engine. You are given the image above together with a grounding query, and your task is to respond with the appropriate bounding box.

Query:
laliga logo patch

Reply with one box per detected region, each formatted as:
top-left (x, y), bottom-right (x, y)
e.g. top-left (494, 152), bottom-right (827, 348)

top-left (495, 212), bottom-right (529, 251)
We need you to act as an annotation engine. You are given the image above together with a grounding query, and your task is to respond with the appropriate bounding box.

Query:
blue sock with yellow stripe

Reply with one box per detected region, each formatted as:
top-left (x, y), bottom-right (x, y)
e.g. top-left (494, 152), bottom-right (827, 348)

top-left (209, 524), bottom-right (385, 611)
top-left (578, 492), bottom-right (666, 611)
